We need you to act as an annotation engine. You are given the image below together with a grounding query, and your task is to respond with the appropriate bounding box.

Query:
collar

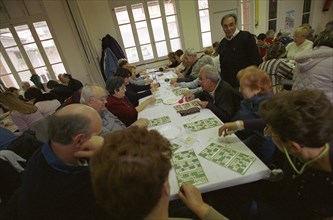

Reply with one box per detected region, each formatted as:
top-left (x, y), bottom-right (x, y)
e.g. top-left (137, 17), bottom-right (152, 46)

top-left (42, 142), bottom-right (89, 174)
top-left (226, 29), bottom-right (240, 41)
top-left (209, 80), bottom-right (220, 97)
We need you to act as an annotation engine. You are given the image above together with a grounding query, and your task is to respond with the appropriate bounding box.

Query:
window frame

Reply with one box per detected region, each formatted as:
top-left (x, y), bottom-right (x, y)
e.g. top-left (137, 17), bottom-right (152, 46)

top-left (113, 0), bottom-right (183, 65)
top-left (197, 0), bottom-right (212, 48)
top-left (0, 17), bottom-right (68, 89)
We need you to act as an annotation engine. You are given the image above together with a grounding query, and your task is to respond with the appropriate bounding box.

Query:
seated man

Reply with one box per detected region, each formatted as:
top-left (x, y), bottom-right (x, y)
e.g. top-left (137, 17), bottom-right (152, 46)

top-left (185, 64), bottom-right (241, 122)
top-left (90, 126), bottom-right (229, 220)
top-left (175, 48), bottom-right (213, 83)
top-left (80, 85), bottom-right (148, 136)
top-left (2, 104), bottom-right (108, 219)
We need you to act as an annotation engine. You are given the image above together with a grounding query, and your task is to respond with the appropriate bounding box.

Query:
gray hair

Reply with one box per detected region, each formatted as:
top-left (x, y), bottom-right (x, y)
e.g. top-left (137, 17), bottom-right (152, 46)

top-left (184, 48), bottom-right (197, 57)
top-left (313, 30), bottom-right (333, 48)
top-left (221, 14), bottom-right (238, 25)
top-left (197, 55), bottom-right (214, 69)
top-left (48, 114), bottom-right (91, 145)
top-left (201, 64), bottom-right (221, 83)
top-left (80, 85), bottom-right (107, 104)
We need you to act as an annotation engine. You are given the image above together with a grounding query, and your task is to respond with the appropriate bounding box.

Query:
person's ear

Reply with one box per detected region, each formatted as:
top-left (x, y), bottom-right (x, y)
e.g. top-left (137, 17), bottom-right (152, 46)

top-left (162, 180), bottom-right (170, 197)
top-left (72, 133), bottom-right (87, 148)
top-left (288, 141), bottom-right (302, 154)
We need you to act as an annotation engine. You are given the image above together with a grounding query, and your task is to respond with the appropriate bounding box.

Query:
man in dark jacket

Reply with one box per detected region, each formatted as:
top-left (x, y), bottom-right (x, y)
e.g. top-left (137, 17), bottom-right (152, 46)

top-left (219, 14), bottom-right (262, 88)
top-left (185, 64), bottom-right (241, 122)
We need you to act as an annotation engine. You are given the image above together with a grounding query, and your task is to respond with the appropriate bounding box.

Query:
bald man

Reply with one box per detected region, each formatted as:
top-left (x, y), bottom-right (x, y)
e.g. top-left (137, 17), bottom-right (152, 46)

top-left (3, 104), bottom-right (108, 219)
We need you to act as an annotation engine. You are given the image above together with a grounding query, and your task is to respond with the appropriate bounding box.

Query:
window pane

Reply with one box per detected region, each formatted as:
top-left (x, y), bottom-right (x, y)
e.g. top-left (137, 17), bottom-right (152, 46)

top-left (166, 16), bottom-right (179, 38)
top-left (268, 20), bottom-right (277, 32)
top-left (41, 39), bottom-right (61, 64)
top-left (136, 21), bottom-right (151, 45)
top-left (33, 21), bottom-right (52, 40)
top-left (0, 53), bottom-right (11, 75)
top-left (52, 63), bottom-right (66, 75)
top-left (148, 1), bottom-right (161, 19)
top-left (198, 0), bottom-right (209, 10)
top-left (155, 41), bottom-right (168, 57)
top-left (125, 47), bottom-right (139, 63)
top-left (5, 47), bottom-right (28, 71)
top-left (15, 25), bottom-right (35, 44)
top-left (170, 38), bottom-right (181, 51)
top-left (1, 74), bottom-right (18, 88)
top-left (269, 0), bottom-right (277, 19)
top-left (164, 0), bottom-right (175, 15)
top-left (151, 18), bottom-right (165, 41)
top-left (18, 70), bottom-right (33, 83)
top-left (0, 28), bottom-right (16, 48)
top-left (132, 3), bottom-right (146, 22)
top-left (119, 24), bottom-right (135, 47)
top-left (303, 0), bottom-right (311, 13)
top-left (302, 13), bottom-right (310, 24)
top-left (35, 67), bottom-right (50, 83)
top-left (115, 6), bottom-right (130, 24)
top-left (141, 44), bottom-right (154, 60)
top-left (199, 9), bottom-right (210, 32)
top-left (23, 43), bottom-right (45, 67)
top-left (202, 32), bottom-right (211, 47)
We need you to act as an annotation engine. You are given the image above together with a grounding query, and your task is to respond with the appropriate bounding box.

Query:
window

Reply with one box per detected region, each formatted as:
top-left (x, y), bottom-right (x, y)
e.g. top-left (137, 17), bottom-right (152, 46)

top-left (114, 0), bottom-right (181, 64)
top-left (268, 0), bottom-right (278, 31)
top-left (198, 0), bottom-right (211, 48)
top-left (302, 0), bottom-right (311, 24)
top-left (240, 0), bottom-right (251, 31)
top-left (0, 21), bottom-right (66, 89)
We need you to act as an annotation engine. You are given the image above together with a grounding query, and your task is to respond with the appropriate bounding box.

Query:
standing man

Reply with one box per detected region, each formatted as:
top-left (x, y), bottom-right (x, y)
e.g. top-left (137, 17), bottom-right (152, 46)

top-left (219, 14), bottom-right (262, 88)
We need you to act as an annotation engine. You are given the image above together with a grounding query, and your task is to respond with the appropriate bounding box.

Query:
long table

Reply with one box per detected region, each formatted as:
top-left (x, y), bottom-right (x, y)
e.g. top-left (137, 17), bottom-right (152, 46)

top-left (139, 71), bottom-right (270, 200)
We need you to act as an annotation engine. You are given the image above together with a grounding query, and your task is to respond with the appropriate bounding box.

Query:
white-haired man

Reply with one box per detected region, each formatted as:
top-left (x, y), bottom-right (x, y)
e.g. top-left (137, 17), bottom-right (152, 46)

top-left (80, 85), bottom-right (148, 136)
top-left (185, 64), bottom-right (241, 122)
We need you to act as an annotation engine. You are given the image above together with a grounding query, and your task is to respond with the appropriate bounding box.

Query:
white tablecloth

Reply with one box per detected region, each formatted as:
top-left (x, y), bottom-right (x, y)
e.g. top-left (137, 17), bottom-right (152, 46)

top-left (139, 71), bottom-right (270, 200)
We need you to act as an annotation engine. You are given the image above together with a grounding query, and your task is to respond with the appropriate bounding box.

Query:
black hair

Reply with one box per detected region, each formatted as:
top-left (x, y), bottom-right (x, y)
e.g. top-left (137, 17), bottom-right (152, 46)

top-left (47, 80), bottom-right (59, 89)
top-left (115, 67), bottom-right (132, 78)
top-left (105, 77), bottom-right (125, 95)
top-left (257, 33), bottom-right (266, 41)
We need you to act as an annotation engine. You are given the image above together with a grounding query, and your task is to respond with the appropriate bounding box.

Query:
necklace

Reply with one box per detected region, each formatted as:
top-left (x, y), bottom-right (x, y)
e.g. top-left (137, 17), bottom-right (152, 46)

top-left (284, 143), bottom-right (329, 175)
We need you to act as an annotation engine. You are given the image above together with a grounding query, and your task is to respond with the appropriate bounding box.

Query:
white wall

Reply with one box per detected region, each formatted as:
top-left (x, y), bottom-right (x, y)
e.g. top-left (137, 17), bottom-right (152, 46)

top-left (311, 0), bottom-right (333, 34)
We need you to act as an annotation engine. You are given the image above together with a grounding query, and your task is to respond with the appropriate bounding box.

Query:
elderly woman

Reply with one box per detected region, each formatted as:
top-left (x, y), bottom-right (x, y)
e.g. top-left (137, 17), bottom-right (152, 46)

top-left (231, 66), bottom-right (275, 163)
top-left (292, 30), bottom-right (333, 104)
top-left (0, 92), bottom-right (44, 133)
top-left (286, 26), bottom-right (313, 60)
top-left (259, 43), bottom-right (294, 94)
top-left (219, 89), bottom-right (333, 219)
top-left (105, 77), bottom-right (155, 127)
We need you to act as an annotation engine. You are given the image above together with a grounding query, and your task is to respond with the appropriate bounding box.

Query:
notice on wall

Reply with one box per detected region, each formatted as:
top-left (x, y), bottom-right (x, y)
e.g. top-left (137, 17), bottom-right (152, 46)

top-left (285, 10), bottom-right (295, 29)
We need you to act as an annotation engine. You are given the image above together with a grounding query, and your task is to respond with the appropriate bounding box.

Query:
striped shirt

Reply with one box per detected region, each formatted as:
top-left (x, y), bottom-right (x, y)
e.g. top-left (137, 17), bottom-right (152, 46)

top-left (259, 59), bottom-right (294, 94)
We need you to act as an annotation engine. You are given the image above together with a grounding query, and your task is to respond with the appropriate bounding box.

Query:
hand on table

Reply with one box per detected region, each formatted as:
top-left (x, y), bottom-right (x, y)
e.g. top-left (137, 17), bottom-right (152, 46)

top-left (198, 101), bottom-right (208, 108)
top-left (178, 183), bottom-right (210, 219)
top-left (218, 121), bottom-right (244, 137)
top-left (146, 96), bottom-right (156, 105)
top-left (133, 118), bottom-right (149, 128)
top-left (74, 136), bottom-right (104, 159)
top-left (184, 93), bottom-right (195, 102)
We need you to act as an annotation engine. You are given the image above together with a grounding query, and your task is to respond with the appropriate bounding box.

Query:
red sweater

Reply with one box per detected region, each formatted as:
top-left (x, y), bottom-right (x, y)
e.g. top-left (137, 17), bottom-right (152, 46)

top-left (106, 95), bottom-right (138, 127)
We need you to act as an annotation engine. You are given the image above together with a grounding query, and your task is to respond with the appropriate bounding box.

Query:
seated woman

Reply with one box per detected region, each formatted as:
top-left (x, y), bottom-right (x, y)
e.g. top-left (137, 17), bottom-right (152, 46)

top-left (219, 89), bottom-right (333, 219)
top-left (259, 43), bottom-right (294, 94)
top-left (286, 26), bottom-right (313, 60)
top-left (105, 77), bottom-right (156, 127)
top-left (24, 87), bottom-right (61, 117)
top-left (232, 66), bottom-right (275, 164)
top-left (115, 67), bottom-right (158, 107)
top-left (118, 59), bottom-right (152, 86)
top-left (0, 92), bottom-right (44, 133)
top-left (167, 51), bottom-right (180, 68)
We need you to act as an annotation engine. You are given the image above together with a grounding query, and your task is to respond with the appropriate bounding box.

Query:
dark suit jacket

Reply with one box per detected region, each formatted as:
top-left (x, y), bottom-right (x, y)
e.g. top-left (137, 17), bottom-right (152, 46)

top-left (195, 80), bottom-right (241, 122)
